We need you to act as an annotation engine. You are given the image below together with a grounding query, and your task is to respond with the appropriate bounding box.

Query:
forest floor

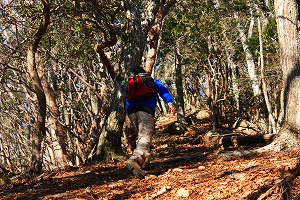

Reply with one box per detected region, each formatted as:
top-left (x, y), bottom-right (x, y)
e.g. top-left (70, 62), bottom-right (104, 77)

top-left (1, 109), bottom-right (300, 200)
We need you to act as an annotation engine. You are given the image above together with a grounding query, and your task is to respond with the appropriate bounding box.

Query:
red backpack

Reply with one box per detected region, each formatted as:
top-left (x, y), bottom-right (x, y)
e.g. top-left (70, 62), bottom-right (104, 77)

top-left (127, 73), bottom-right (156, 103)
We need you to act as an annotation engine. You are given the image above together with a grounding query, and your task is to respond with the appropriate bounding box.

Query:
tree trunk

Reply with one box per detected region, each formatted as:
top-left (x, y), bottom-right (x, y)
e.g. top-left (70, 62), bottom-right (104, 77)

top-left (88, 1), bottom-right (149, 162)
top-left (95, 82), bottom-right (127, 161)
top-left (27, 0), bottom-right (50, 174)
top-left (145, 0), bottom-right (178, 73)
top-left (258, 17), bottom-right (277, 134)
top-left (273, 0), bottom-right (300, 146)
top-left (175, 41), bottom-right (185, 122)
top-left (226, 47), bottom-right (240, 118)
top-left (243, 0), bottom-right (300, 155)
top-left (90, 1), bottom-right (176, 161)
top-left (40, 66), bottom-right (69, 168)
top-left (205, 74), bottom-right (219, 131)
top-left (235, 12), bottom-right (271, 133)
top-left (235, 13), bottom-right (261, 97)
top-left (123, 1), bottom-right (150, 68)
top-left (222, 26), bottom-right (241, 119)
top-left (205, 36), bottom-right (221, 130)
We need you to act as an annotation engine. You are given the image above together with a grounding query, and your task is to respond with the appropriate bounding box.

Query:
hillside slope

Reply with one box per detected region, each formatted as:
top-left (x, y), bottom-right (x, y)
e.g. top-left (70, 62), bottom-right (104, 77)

top-left (1, 110), bottom-right (299, 200)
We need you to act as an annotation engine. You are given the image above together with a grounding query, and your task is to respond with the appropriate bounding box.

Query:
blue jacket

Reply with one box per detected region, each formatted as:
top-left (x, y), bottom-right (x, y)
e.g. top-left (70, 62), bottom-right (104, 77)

top-left (126, 79), bottom-right (173, 116)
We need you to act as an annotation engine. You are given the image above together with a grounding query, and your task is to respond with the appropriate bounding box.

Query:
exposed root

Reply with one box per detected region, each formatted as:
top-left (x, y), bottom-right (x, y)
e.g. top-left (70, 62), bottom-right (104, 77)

top-left (251, 128), bottom-right (299, 155)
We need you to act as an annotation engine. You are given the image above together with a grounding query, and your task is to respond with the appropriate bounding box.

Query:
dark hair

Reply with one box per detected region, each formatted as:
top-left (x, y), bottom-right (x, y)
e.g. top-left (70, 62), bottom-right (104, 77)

top-left (128, 66), bottom-right (146, 76)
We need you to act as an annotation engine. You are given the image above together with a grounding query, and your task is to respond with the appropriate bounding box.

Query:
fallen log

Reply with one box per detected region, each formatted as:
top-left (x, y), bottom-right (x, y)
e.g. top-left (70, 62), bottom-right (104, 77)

top-left (220, 134), bottom-right (275, 148)
top-left (203, 131), bottom-right (275, 149)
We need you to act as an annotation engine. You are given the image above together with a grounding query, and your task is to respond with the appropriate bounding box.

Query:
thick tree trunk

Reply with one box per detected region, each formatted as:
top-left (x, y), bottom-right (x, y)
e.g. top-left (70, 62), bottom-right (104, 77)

top-left (240, 0), bottom-right (300, 155)
top-left (273, 0), bottom-right (300, 146)
top-left (123, 1), bottom-right (150, 68)
top-left (95, 82), bottom-right (126, 161)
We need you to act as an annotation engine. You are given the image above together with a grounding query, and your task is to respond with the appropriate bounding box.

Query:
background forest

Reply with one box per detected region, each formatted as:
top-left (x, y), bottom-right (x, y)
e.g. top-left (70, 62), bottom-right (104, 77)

top-left (0, 0), bottom-right (298, 179)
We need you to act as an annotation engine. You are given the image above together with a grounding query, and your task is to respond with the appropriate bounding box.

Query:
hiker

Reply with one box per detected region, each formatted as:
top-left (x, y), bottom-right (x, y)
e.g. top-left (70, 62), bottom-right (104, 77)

top-left (124, 66), bottom-right (176, 179)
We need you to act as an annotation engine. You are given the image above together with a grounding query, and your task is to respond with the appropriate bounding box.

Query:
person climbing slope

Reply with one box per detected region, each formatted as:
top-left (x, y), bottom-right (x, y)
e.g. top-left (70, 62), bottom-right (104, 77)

top-left (124, 66), bottom-right (176, 179)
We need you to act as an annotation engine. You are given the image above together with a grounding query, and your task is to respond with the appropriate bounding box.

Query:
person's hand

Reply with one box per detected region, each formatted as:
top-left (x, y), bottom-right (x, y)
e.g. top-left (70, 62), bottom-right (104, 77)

top-left (168, 103), bottom-right (176, 116)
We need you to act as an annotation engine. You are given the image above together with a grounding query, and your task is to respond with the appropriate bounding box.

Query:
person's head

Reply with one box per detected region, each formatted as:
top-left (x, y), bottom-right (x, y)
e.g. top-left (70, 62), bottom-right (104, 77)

top-left (128, 66), bottom-right (146, 77)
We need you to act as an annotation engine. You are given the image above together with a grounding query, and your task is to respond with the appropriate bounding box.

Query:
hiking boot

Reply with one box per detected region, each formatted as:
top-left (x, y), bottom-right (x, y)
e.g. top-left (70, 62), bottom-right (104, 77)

top-left (126, 159), bottom-right (146, 179)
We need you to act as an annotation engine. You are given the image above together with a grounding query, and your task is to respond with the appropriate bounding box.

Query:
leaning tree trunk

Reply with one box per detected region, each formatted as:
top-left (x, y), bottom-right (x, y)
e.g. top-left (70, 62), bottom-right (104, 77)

top-left (235, 13), bottom-right (261, 97)
top-left (144, 0), bottom-right (178, 73)
top-left (86, 0), bottom-right (177, 161)
top-left (89, 1), bottom-right (147, 161)
top-left (27, 0), bottom-right (50, 174)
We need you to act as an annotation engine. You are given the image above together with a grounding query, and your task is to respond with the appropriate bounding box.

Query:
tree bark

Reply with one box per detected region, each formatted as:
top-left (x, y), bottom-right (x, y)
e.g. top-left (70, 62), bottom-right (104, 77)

top-left (223, 33), bottom-right (241, 119)
top-left (40, 66), bottom-right (69, 168)
top-left (242, 0), bottom-right (300, 155)
top-left (95, 82), bottom-right (127, 161)
top-left (91, 0), bottom-right (176, 161)
top-left (27, 0), bottom-right (50, 174)
top-left (123, 0), bottom-right (150, 68)
top-left (273, 0), bottom-right (300, 146)
top-left (235, 13), bottom-right (261, 97)
top-left (258, 17), bottom-right (277, 134)
top-left (175, 41), bottom-right (185, 122)
top-left (145, 0), bottom-right (178, 73)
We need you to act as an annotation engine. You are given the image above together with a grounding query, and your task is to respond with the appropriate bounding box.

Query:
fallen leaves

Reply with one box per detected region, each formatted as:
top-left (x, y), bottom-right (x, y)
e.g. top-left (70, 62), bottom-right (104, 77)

top-left (1, 110), bottom-right (300, 199)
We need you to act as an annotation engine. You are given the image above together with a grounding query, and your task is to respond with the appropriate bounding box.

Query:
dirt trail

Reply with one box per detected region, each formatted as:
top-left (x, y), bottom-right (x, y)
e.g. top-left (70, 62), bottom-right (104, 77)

top-left (1, 110), bottom-right (299, 199)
